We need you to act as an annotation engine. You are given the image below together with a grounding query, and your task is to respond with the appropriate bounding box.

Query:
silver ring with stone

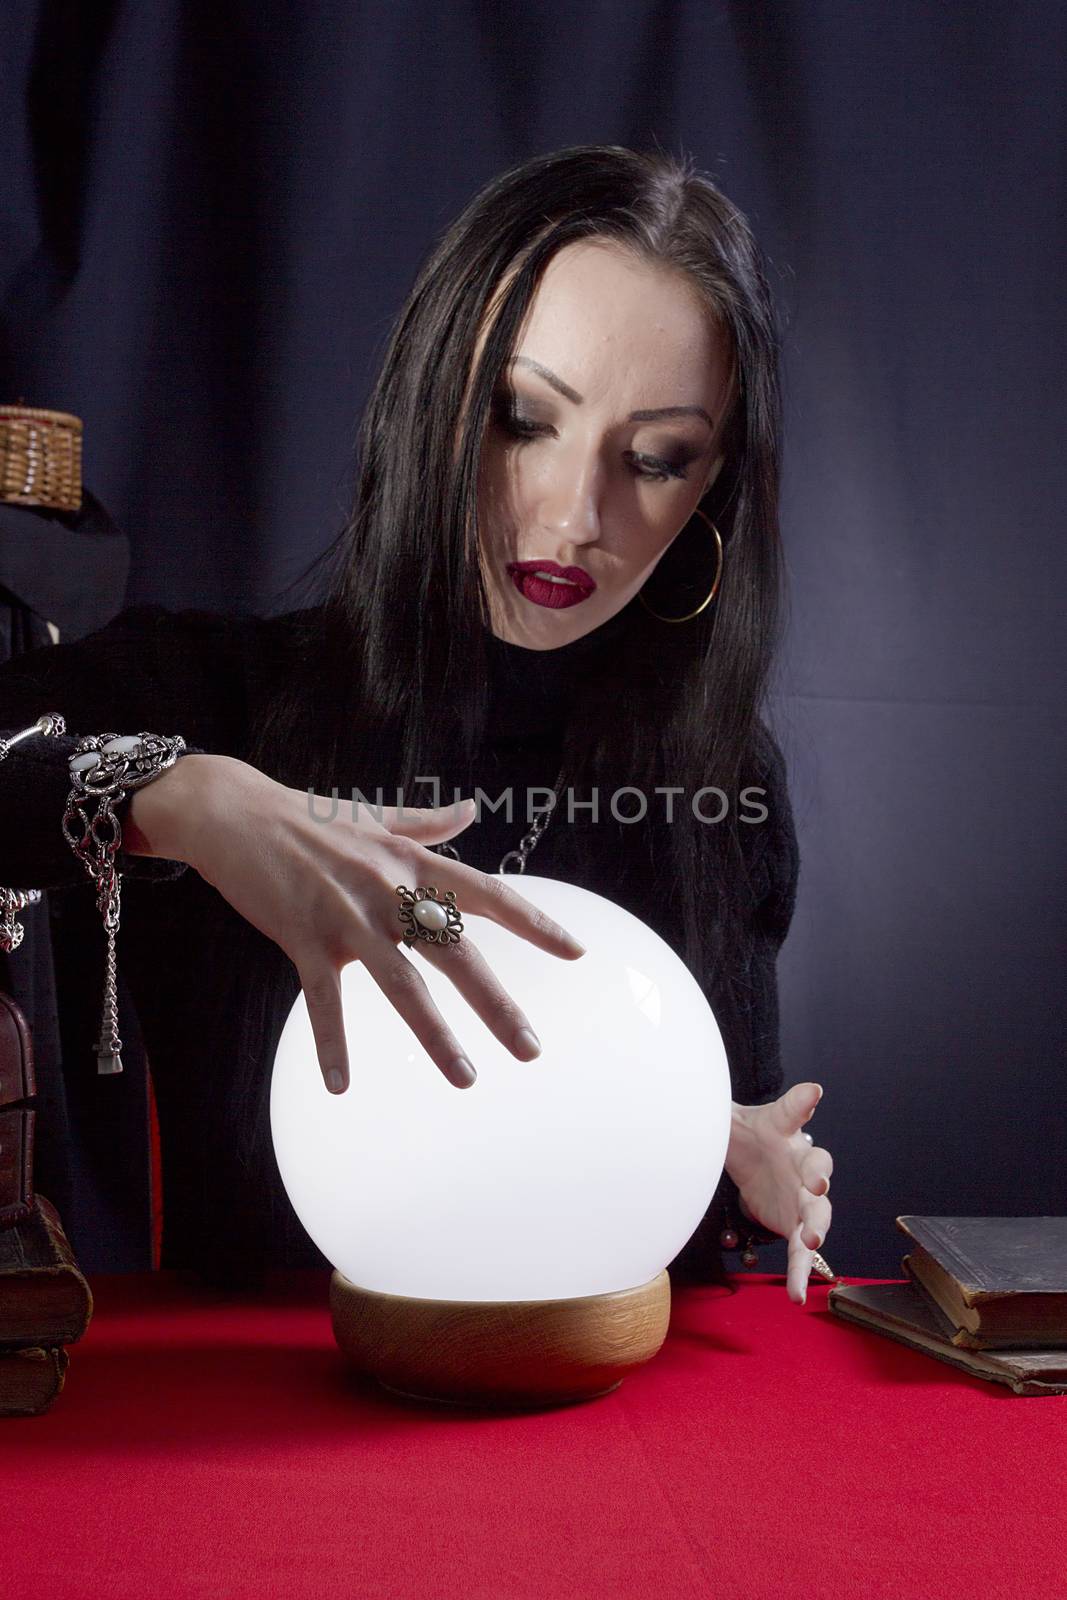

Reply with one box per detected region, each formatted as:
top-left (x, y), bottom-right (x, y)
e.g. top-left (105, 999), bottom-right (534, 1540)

top-left (395, 884), bottom-right (464, 948)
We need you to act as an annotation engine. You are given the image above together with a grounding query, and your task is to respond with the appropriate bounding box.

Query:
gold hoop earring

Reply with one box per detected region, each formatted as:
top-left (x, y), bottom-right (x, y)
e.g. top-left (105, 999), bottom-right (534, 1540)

top-left (637, 509), bottom-right (723, 624)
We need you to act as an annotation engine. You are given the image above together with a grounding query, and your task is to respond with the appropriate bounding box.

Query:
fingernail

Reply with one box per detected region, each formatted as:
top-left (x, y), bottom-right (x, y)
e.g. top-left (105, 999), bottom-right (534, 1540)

top-left (327, 1069), bottom-right (344, 1093)
top-left (801, 1291), bottom-right (807, 1306)
top-left (448, 1056), bottom-right (477, 1088)
top-left (561, 931), bottom-right (586, 955)
top-left (513, 1026), bottom-right (541, 1060)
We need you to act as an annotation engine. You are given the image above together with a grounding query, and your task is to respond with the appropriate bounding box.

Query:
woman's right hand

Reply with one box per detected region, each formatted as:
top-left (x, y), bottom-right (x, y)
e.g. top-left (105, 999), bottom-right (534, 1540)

top-left (128, 753), bottom-right (586, 1095)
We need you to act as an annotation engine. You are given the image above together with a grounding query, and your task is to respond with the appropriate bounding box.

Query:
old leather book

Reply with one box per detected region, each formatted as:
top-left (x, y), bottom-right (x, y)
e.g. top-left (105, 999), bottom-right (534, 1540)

top-left (0, 1193), bottom-right (93, 1347)
top-left (0, 1344), bottom-right (69, 1416)
top-left (896, 1215), bottom-right (1067, 1349)
top-left (828, 1279), bottom-right (1067, 1396)
top-left (0, 988), bottom-right (35, 1228)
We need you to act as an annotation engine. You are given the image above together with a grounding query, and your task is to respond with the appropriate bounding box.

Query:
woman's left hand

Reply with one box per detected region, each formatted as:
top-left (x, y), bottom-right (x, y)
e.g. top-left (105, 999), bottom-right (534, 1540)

top-left (724, 1082), bottom-right (834, 1304)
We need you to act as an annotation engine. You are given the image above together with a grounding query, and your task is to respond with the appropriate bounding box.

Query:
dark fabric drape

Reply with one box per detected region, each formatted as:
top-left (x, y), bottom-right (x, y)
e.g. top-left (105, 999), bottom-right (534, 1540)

top-left (0, 497), bottom-right (153, 1269)
top-left (0, 591), bottom-right (72, 1218)
top-left (1, 3), bottom-right (1064, 1274)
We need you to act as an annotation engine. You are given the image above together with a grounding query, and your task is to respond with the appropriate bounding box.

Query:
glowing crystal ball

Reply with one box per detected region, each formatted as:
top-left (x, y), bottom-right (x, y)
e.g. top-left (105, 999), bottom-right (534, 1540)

top-left (270, 874), bottom-right (731, 1302)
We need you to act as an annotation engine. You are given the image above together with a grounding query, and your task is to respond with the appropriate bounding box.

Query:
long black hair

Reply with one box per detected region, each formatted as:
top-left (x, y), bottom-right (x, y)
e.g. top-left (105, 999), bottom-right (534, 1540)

top-left (232, 143), bottom-right (787, 1182)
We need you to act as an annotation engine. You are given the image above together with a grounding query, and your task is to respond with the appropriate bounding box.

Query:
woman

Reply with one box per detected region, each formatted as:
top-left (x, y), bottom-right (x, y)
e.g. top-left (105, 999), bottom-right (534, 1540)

top-left (0, 144), bottom-right (833, 1300)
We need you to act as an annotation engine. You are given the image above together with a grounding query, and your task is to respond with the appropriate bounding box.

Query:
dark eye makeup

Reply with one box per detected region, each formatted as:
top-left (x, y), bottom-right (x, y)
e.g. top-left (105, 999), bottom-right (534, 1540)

top-left (489, 390), bottom-right (698, 484)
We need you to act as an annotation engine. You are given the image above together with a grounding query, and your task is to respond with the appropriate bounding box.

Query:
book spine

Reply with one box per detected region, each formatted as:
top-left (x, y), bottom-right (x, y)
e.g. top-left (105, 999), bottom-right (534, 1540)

top-left (0, 1197), bottom-right (94, 1345)
top-left (0, 1346), bottom-right (69, 1416)
top-left (35, 1193), bottom-right (77, 1270)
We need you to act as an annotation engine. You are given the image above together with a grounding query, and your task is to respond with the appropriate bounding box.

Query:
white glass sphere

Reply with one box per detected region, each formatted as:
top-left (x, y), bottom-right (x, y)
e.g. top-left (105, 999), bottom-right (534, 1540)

top-left (270, 874), bottom-right (731, 1302)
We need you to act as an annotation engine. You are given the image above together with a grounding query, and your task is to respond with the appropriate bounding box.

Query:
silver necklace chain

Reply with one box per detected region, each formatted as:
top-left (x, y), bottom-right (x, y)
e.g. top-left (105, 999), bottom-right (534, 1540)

top-left (431, 764), bottom-right (567, 875)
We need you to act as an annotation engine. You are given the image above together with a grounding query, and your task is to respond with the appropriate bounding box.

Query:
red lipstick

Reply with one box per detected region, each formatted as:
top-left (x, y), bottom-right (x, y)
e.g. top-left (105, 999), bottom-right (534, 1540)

top-left (506, 560), bottom-right (596, 611)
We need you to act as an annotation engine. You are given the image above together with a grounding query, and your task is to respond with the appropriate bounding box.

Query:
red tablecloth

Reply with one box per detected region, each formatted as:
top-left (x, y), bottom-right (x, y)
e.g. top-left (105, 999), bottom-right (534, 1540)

top-left (2, 1269), bottom-right (1062, 1599)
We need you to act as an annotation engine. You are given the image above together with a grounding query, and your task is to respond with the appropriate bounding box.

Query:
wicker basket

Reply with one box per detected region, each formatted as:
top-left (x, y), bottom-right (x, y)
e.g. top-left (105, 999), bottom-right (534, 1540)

top-left (0, 405), bottom-right (82, 511)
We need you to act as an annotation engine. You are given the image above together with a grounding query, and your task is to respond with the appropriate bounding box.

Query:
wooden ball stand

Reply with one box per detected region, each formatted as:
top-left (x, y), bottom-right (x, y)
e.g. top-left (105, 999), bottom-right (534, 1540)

top-left (330, 1268), bottom-right (672, 1409)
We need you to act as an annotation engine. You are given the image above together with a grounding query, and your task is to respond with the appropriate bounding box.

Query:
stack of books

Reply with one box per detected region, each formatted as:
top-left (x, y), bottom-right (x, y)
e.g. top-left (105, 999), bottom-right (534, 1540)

top-left (829, 1215), bottom-right (1067, 1396)
top-left (1, 988), bottom-right (93, 1417)
top-left (0, 1195), bottom-right (93, 1415)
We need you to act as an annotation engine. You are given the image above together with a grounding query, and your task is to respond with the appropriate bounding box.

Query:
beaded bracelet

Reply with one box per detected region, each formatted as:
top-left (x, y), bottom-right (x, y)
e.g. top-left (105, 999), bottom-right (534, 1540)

top-left (719, 1201), bottom-right (782, 1269)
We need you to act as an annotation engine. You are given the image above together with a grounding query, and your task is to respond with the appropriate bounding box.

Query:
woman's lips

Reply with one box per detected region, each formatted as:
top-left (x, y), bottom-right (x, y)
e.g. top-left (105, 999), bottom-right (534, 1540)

top-left (506, 560), bottom-right (596, 611)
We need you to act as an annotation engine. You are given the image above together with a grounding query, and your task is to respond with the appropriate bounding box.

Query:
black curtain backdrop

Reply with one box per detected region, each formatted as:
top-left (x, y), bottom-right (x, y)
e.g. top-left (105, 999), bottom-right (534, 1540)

top-left (2, 2), bottom-right (1064, 1276)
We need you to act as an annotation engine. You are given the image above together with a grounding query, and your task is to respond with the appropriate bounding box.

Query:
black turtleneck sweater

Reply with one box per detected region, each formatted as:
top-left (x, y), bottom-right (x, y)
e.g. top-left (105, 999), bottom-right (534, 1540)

top-left (433, 606), bottom-right (631, 877)
top-left (0, 602), bottom-right (797, 1287)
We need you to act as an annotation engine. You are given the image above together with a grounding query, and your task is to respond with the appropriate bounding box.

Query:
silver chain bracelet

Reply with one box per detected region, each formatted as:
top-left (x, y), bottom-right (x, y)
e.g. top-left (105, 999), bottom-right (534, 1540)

top-left (0, 713), bottom-right (67, 952)
top-left (61, 731), bottom-right (187, 1075)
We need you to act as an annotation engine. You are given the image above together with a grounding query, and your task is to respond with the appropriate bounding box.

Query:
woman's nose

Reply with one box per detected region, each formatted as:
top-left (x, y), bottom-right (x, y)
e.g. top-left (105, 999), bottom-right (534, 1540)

top-left (534, 449), bottom-right (603, 546)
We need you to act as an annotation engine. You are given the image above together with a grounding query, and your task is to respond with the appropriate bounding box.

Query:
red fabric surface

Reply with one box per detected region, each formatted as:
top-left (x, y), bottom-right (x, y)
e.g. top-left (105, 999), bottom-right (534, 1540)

top-left (2, 1269), bottom-right (1063, 1599)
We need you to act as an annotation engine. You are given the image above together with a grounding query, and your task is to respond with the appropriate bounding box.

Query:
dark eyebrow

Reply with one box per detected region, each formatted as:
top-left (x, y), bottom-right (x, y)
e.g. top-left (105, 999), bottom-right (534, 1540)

top-left (506, 355), bottom-right (715, 429)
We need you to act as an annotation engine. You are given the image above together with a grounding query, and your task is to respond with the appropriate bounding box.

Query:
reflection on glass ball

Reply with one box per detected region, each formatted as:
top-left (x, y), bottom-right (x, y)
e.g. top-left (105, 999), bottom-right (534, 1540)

top-left (271, 874), bottom-right (731, 1303)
